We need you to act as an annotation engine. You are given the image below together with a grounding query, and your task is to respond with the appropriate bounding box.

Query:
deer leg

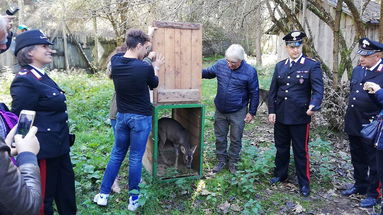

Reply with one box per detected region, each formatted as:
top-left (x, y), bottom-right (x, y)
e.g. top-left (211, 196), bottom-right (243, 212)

top-left (158, 135), bottom-right (172, 166)
top-left (175, 147), bottom-right (179, 169)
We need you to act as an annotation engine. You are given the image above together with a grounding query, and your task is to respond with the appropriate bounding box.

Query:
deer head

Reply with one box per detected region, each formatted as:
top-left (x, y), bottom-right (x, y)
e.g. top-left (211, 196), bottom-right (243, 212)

top-left (180, 144), bottom-right (198, 169)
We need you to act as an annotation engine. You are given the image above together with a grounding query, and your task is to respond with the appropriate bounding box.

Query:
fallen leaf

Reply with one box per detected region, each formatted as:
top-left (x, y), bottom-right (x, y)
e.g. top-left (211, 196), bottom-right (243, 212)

top-left (203, 209), bottom-right (213, 214)
top-left (292, 202), bottom-right (305, 214)
top-left (230, 204), bottom-right (241, 212)
top-left (218, 201), bottom-right (231, 214)
top-left (201, 189), bottom-right (213, 196)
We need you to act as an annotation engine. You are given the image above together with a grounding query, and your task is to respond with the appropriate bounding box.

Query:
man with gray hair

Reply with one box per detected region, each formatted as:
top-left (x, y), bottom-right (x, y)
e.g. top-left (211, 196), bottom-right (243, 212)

top-left (0, 15), bottom-right (13, 53)
top-left (202, 44), bottom-right (259, 174)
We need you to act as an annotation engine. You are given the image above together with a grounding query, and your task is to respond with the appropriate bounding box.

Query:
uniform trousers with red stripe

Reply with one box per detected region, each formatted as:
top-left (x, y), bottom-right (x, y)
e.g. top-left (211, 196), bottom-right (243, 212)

top-left (273, 122), bottom-right (310, 187)
top-left (349, 135), bottom-right (380, 198)
top-left (39, 153), bottom-right (77, 215)
top-left (376, 150), bottom-right (383, 198)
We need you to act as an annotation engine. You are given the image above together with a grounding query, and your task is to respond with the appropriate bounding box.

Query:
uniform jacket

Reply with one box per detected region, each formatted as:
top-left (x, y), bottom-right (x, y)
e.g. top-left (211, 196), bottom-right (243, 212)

top-left (10, 65), bottom-right (70, 159)
top-left (268, 55), bottom-right (324, 125)
top-left (345, 61), bottom-right (383, 136)
top-left (202, 59), bottom-right (259, 115)
top-left (0, 140), bottom-right (41, 215)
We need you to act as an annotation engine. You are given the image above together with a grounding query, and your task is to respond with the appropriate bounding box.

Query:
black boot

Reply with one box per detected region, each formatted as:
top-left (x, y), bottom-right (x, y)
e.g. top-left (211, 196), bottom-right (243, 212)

top-left (212, 161), bottom-right (226, 173)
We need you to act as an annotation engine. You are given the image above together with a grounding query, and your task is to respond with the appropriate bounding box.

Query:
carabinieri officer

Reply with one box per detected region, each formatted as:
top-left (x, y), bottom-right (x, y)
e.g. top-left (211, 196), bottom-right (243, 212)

top-left (342, 38), bottom-right (383, 208)
top-left (268, 31), bottom-right (324, 197)
top-left (10, 30), bottom-right (77, 215)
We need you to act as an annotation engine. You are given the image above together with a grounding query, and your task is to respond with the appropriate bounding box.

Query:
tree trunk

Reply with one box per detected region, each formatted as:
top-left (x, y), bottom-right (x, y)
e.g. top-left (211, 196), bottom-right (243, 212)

top-left (302, 0), bottom-right (307, 29)
top-left (17, 0), bottom-right (24, 26)
top-left (333, 0), bottom-right (343, 88)
top-left (306, 0), bottom-right (353, 75)
top-left (62, 21), bottom-right (69, 71)
top-left (61, 2), bottom-right (69, 71)
top-left (344, 0), bottom-right (366, 39)
top-left (93, 16), bottom-right (99, 67)
top-left (65, 24), bottom-right (97, 74)
top-left (380, 0), bottom-right (383, 42)
top-left (254, 4), bottom-right (263, 66)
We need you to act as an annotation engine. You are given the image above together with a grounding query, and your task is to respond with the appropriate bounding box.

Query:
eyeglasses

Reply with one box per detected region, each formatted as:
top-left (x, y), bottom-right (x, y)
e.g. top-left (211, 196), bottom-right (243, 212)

top-left (226, 59), bottom-right (239, 65)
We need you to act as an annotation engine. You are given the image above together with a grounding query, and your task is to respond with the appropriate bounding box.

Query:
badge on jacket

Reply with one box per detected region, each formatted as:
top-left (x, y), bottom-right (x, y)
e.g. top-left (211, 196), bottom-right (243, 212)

top-left (296, 70), bottom-right (308, 84)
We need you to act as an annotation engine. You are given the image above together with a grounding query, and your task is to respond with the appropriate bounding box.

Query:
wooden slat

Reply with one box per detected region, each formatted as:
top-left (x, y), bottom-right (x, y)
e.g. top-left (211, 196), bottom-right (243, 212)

top-left (164, 28), bottom-right (176, 89)
top-left (143, 136), bottom-right (153, 174)
top-left (180, 29), bottom-right (192, 89)
top-left (152, 27), bottom-right (165, 103)
top-left (157, 89), bottom-right (200, 103)
top-left (154, 21), bottom-right (202, 30)
top-left (151, 21), bottom-right (202, 104)
top-left (191, 28), bottom-right (202, 92)
top-left (174, 29), bottom-right (182, 88)
top-left (153, 28), bottom-right (166, 88)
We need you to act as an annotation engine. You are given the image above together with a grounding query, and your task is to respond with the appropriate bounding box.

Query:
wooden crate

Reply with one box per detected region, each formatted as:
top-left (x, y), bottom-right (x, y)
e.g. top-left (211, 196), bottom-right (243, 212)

top-left (142, 104), bottom-right (205, 181)
top-left (151, 21), bottom-right (202, 104)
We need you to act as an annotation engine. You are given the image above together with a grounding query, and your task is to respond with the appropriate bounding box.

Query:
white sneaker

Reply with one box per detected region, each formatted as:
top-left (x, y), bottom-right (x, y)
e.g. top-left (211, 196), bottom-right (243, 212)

top-left (93, 193), bottom-right (109, 206)
top-left (128, 196), bottom-right (141, 211)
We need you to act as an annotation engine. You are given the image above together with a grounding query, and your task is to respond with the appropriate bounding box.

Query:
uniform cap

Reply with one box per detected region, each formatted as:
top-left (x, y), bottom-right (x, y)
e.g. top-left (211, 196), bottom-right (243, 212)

top-left (357, 38), bottom-right (383, 56)
top-left (283, 31), bottom-right (306, 47)
top-left (14, 29), bottom-right (53, 56)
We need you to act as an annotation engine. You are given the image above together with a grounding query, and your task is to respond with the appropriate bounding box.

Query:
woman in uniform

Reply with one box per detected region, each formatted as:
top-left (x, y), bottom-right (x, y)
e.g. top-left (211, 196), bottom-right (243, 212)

top-left (10, 29), bottom-right (76, 215)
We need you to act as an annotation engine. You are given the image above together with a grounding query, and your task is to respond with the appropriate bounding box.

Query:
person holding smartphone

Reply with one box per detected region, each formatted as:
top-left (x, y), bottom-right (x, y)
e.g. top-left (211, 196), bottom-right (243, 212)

top-left (10, 30), bottom-right (76, 215)
top-left (1, 125), bottom-right (41, 215)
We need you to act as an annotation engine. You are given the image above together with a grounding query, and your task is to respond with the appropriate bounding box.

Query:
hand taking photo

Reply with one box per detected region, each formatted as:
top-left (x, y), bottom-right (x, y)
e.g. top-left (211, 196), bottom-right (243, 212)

top-left (5, 125), bottom-right (40, 156)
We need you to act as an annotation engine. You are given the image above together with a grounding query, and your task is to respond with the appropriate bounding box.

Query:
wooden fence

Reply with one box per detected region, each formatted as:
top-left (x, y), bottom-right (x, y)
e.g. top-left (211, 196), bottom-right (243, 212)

top-left (0, 34), bottom-right (116, 72)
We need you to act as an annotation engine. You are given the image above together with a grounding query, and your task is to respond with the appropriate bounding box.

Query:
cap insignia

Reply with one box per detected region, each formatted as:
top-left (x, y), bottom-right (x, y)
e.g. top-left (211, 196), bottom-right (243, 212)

top-left (362, 39), bottom-right (370, 48)
top-left (39, 30), bottom-right (48, 39)
top-left (291, 32), bottom-right (301, 41)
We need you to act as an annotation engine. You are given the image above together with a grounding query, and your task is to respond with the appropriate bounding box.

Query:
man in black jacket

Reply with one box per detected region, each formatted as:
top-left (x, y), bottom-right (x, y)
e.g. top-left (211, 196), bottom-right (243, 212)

top-left (0, 126), bottom-right (41, 215)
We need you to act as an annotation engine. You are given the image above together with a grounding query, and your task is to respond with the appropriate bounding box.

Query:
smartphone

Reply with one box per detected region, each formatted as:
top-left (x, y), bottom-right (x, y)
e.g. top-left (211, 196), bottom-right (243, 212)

top-left (16, 110), bottom-right (36, 137)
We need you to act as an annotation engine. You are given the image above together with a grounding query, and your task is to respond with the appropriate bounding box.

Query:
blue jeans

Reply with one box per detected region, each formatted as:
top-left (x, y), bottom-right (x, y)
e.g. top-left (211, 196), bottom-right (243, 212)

top-left (110, 119), bottom-right (116, 134)
top-left (100, 113), bottom-right (152, 195)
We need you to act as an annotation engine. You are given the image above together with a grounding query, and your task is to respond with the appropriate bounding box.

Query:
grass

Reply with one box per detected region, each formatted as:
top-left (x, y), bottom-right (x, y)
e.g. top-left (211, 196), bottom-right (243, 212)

top-left (0, 57), bottom-right (353, 214)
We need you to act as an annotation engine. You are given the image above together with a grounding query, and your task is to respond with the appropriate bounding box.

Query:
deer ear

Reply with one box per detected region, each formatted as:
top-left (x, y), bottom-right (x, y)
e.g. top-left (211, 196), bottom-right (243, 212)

top-left (191, 144), bottom-right (197, 153)
top-left (180, 146), bottom-right (186, 154)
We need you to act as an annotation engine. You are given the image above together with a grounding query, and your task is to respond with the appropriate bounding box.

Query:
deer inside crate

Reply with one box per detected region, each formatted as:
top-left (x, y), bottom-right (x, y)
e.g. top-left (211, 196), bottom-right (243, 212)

top-left (158, 117), bottom-right (197, 169)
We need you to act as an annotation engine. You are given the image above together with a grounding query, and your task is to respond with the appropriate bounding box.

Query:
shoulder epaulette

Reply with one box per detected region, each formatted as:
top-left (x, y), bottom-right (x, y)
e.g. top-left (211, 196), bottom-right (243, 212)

top-left (300, 57), bottom-right (305, 64)
top-left (17, 68), bottom-right (42, 80)
top-left (18, 69), bottom-right (29, 76)
top-left (30, 69), bottom-right (42, 79)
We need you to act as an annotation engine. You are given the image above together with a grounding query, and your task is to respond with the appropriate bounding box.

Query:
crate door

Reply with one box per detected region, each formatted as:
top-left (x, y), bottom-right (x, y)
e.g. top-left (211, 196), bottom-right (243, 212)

top-left (152, 21), bottom-right (202, 104)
